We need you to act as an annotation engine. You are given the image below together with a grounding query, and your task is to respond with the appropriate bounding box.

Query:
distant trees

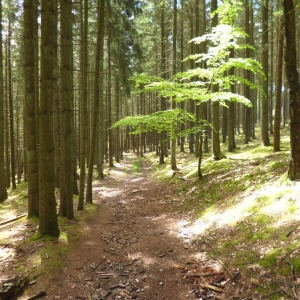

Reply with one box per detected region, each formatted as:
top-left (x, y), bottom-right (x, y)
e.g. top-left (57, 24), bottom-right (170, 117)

top-left (0, 0), bottom-right (299, 235)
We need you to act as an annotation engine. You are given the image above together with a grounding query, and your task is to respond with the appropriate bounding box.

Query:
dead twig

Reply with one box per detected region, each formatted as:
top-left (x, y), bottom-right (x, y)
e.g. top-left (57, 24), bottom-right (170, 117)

top-left (198, 283), bottom-right (224, 293)
top-left (263, 289), bottom-right (282, 298)
top-left (0, 213), bottom-right (27, 226)
top-left (203, 240), bottom-right (234, 279)
top-left (185, 272), bottom-right (224, 278)
top-left (283, 257), bottom-right (298, 299)
top-left (286, 224), bottom-right (300, 237)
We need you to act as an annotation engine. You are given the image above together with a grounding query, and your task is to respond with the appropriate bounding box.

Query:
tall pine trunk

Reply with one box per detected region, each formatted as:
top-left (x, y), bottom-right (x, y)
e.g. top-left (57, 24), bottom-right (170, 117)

top-left (273, 16), bottom-right (284, 152)
top-left (59, 0), bottom-right (74, 219)
top-left (283, 0), bottom-right (300, 180)
top-left (211, 0), bottom-right (222, 160)
top-left (24, 0), bottom-right (39, 216)
top-left (86, 0), bottom-right (105, 203)
top-left (261, 0), bottom-right (271, 146)
top-left (39, 0), bottom-right (59, 236)
top-left (78, 0), bottom-right (88, 210)
top-left (0, 0), bottom-right (7, 202)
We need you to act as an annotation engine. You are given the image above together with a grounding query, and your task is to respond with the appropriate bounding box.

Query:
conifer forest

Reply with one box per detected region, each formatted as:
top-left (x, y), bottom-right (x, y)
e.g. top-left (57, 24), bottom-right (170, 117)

top-left (1, 0), bottom-right (300, 299)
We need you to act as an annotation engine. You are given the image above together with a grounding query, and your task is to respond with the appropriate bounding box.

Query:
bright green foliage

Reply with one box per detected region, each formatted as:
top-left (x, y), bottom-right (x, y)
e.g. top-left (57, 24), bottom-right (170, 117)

top-left (144, 23), bottom-right (264, 106)
top-left (113, 2), bottom-right (265, 142)
top-left (111, 108), bottom-right (207, 140)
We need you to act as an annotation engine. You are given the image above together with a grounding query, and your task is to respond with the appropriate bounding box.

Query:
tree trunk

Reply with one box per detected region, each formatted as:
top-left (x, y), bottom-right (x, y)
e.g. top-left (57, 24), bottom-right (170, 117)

top-left (59, 0), bottom-right (74, 219)
top-left (8, 21), bottom-right (16, 189)
top-left (171, 0), bottom-right (177, 170)
top-left (261, 0), bottom-right (271, 146)
top-left (39, 0), bottom-right (59, 236)
top-left (86, 0), bottom-right (105, 203)
top-left (283, 0), bottom-right (300, 180)
top-left (159, 3), bottom-right (167, 164)
top-left (228, 49), bottom-right (236, 152)
top-left (244, 0), bottom-right (251, 144)
top-left (24, 0), bottom-right (39, 216)
top-left (189, 5), bottom-right (194, 154)
top-left (78, 0), bottom-right (88, 210)
top-left (211, 0), bottom-right (222, 160)
top-left (273, 16), bottom-right (284, 152)
top-left (107, 24), bottom-right (114, 168)
top-left (0, 0), bottom-right (7, 202)
top-left (180, 2), bottom-right (185, 153)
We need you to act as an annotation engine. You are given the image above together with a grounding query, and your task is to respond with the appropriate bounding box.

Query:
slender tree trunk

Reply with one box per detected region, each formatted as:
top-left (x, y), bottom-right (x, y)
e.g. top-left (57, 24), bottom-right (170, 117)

top-left (107, 24), bottom-right (114, 167)
top-left (5, 41), bottom-right (10, 189)
top-left (261, 0), bottom-right (271, 146)
top-left (39, 0), bottom-right (59, 236)
top-left (194, 0), bottom-right (200, 157)
top-left (0, 0), bottom-right (7, 202)
top-left (159, 3), bottom-right (167, 164)
top-left (189, 5), bottom-right (194, 154)
top-left (86, 0), bottom-right (105, 203)
top-left (171, 0), bottom-right (177, 170)
top-left (115, 70), bottom-right (120, 162)
top-left (244, 0), bottom-right (251, 144)
top-left (180, 2), bottom-right (185, 153)
top-left (228, 48), bottom-right (236, 152)
top-left (59, 0), bottom-right (74, 219)
top-left (8, 21), bottom-right (16, 189)
top-left (24, 0), bottom-right (39, 216)
top-left (273, 16), bottom-right (284, 152)
top-left (97, 34), bottom-right (105, 180)
top-left (78, 0), bottom-right (88, 210)
top-left (211, 0), bottom-right (222, 160)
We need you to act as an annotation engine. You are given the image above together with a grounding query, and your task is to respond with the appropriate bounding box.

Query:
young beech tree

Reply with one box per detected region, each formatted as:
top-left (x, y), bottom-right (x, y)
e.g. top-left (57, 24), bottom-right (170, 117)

top-left (112, 3), bottom-right (264, 178)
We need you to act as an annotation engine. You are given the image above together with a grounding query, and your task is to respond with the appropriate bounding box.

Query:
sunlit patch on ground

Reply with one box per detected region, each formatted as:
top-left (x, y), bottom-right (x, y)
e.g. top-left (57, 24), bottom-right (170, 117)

top-left (129, 177), bottom-right (144, 183)
top-left (97, 187), bottom-right (122, 198)
top-left (175, 181), bottom-right (300, 238)
top-left (0, 244), bottom-right (17, 261)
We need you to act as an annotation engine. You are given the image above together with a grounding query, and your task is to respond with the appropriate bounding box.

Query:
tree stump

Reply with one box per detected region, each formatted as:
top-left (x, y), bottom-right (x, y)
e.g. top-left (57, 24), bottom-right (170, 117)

top-left (0, 274), bottom-right (28, 300)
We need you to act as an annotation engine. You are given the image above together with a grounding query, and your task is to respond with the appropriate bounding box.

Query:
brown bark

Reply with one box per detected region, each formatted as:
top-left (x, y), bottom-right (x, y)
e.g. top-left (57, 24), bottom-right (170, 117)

top-left (24, 0), bottom-right (39, 216)
top-left (273, 17), bottom-right (284, 152)
top-left (0, 0), bottom-right (7, 202)
top-left (86, 0), bottom-right (105, 203)
top-left (261, 0), bottom-right (271, 146)
top-left (59, 0), bottom-right (74, 219)
top-left (39, 0), bottom-right (59, 236)
top-left (283, 0), bottom-right (300, 180)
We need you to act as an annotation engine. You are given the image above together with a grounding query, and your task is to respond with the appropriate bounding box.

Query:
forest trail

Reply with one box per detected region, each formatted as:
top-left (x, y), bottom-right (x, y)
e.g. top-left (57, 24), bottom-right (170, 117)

top-left (19, 153), bottom-right (230, 300)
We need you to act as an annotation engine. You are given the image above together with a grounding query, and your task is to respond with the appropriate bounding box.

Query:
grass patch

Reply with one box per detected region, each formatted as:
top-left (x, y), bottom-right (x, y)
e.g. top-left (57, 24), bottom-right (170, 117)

top-left (146, 127), bottom-right (298, 297)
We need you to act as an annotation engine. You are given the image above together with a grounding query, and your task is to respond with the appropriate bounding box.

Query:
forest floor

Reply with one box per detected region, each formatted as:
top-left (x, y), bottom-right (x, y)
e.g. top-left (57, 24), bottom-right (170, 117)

top-left (2, 132), bottom-right (300, 300)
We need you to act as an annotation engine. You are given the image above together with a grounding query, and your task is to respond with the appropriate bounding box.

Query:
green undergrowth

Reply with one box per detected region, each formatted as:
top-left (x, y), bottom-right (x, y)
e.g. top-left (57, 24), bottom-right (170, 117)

top-left (0, 183), bottom-right (100, 284)
top-left (146, 127), bottom-right (300, 297)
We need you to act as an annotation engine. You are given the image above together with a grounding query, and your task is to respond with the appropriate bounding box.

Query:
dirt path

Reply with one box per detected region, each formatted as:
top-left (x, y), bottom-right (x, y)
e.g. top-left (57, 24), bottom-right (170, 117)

top-left (20, 154), bottom-right (229, 300)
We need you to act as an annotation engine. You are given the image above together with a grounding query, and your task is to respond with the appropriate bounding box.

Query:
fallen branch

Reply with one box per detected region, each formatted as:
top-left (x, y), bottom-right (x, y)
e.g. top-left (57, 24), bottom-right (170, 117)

top-left (0, 214), bottom-right (27, 227)
top-left (284, 258), bottom-right (298, 299)
top-left (185, 272), bottom-right (224, 278)
top-left (286, 224), bottom-right (300, 237)
top-left (198, 283), bottom-right (224, 293)
top-left (104, 248), bottom-right (126, 258)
